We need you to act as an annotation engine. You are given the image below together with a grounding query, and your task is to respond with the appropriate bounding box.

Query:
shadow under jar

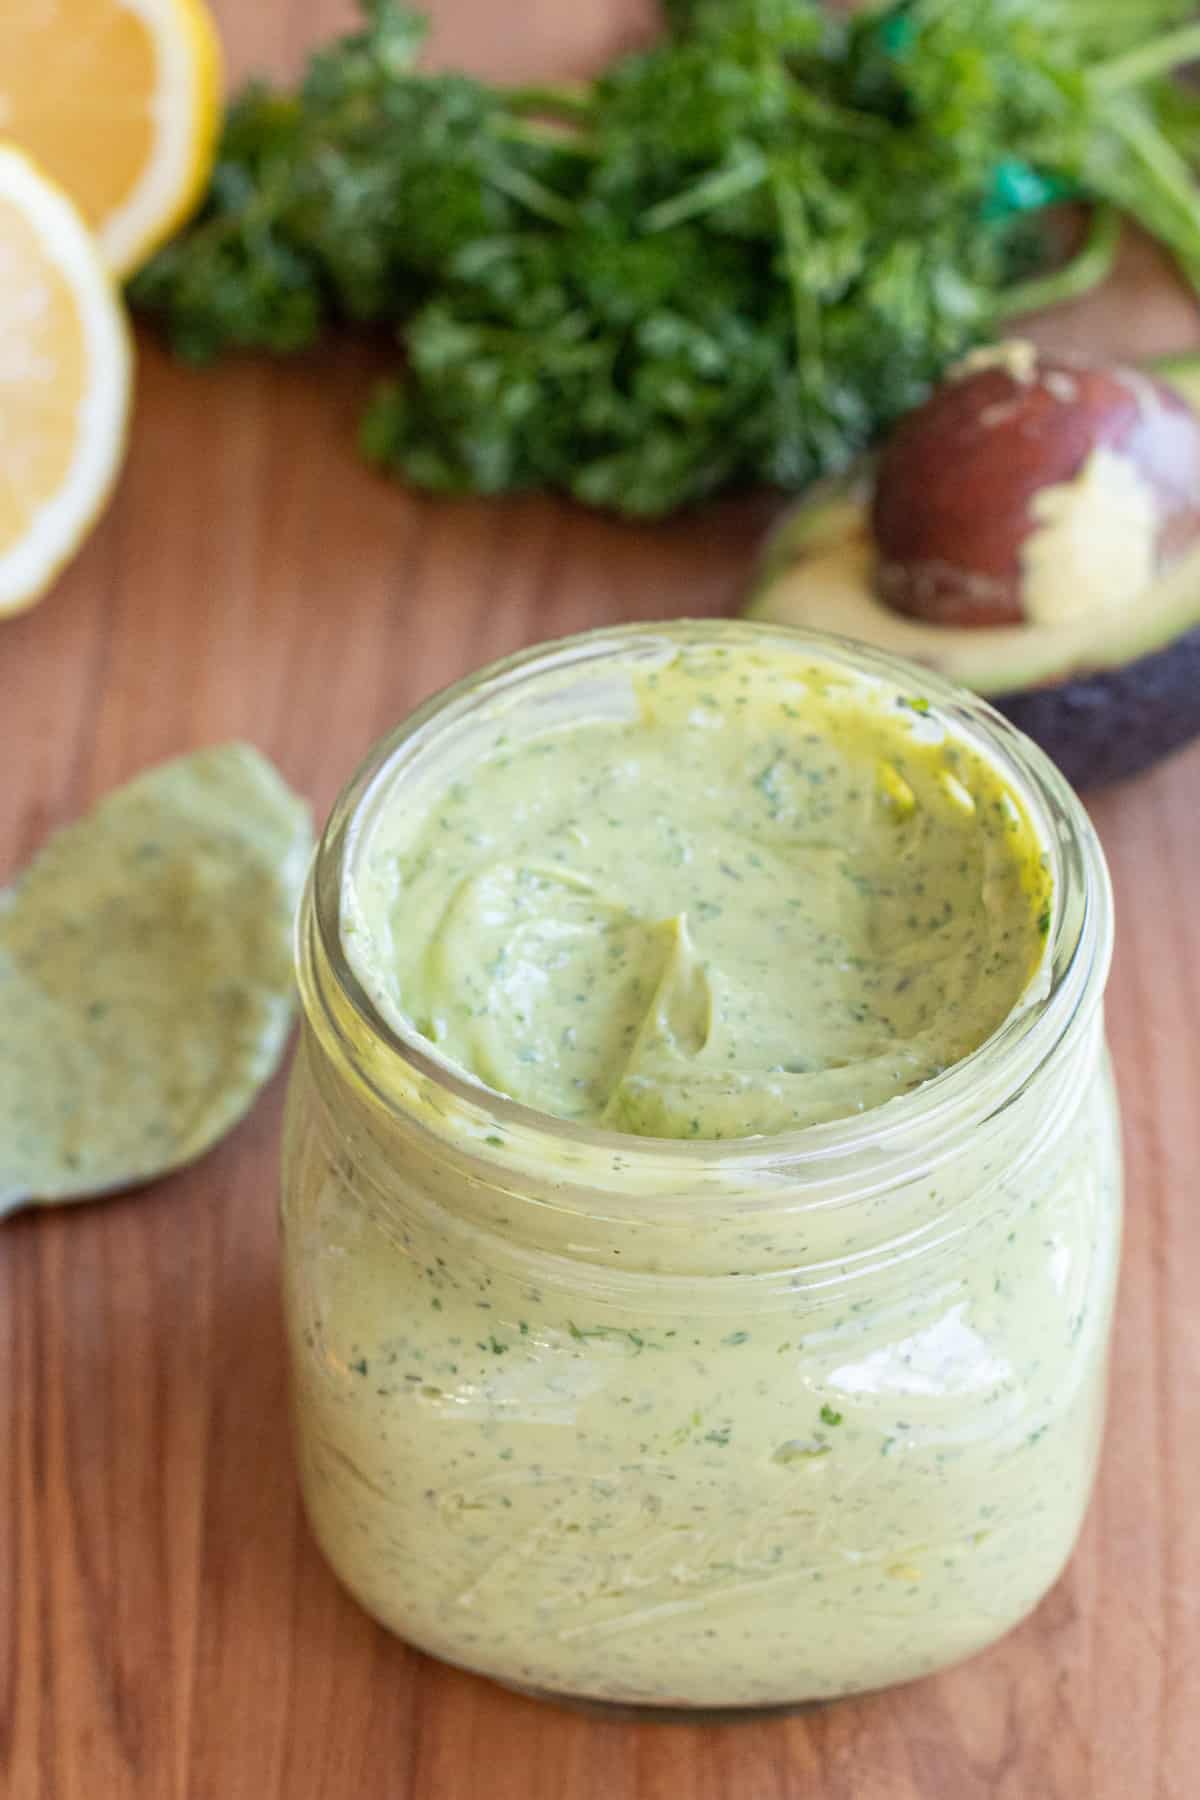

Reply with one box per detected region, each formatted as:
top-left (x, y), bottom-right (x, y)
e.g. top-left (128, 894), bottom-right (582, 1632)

top-left (281, 622), bottom-right (1120, 1718)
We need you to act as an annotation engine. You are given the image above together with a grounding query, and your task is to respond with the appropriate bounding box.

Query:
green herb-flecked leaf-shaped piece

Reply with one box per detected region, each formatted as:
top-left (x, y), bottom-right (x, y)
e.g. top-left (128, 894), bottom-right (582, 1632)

top-left (0, 745), bottom-right (313, 1215)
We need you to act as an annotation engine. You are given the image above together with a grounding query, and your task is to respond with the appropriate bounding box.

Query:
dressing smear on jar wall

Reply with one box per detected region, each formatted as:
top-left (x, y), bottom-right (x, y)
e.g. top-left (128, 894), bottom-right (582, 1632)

top-left (282, 624), bottom-right (1119, 1715)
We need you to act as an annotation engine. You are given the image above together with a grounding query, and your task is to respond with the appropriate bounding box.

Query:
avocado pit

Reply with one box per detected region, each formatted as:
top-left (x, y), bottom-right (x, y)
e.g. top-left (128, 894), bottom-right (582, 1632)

top-left (870, 344), bottom-right (1200, 629)
top-left (743, 343), bottom-right (1200, 787)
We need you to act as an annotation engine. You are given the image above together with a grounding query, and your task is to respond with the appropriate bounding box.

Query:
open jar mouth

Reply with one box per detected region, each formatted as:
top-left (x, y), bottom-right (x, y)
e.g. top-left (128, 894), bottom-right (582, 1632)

top-left (302, 620), bottom-right (1113, 1195)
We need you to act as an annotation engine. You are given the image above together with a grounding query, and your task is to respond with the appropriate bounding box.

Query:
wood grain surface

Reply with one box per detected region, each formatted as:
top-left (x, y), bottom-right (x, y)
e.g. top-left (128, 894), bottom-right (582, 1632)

top-left (3, 4), bottom-right (1200, 1796)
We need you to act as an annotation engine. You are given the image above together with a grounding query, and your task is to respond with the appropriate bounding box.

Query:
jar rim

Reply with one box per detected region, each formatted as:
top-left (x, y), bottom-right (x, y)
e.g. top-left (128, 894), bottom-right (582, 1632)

top-left (304, 619), bottom-right (1113, 1187)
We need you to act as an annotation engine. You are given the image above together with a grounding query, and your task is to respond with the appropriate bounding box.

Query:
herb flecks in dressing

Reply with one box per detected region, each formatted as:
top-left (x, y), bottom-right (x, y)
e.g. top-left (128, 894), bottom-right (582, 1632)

top-left (345, 645), bottom-right (1050, 1137)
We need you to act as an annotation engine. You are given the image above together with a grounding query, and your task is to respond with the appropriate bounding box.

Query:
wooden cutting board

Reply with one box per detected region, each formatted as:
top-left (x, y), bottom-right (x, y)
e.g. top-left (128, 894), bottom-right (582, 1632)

top-left (2, 4), bottom-right (1199, 1795)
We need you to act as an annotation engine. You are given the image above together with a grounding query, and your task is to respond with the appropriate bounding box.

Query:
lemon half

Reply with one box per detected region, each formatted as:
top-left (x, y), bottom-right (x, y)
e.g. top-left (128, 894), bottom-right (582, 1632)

top-left (0, 146), bottom-right (132, 615)
top-left (0, 0), bottom-right (222, 278)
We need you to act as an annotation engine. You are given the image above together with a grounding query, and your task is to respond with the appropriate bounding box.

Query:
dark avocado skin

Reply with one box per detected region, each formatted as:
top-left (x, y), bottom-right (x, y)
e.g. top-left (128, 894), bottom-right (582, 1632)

top-left (996, 622), bottom-right (1200, 788)
top-left (747, 354), bottom-right (1200, 788)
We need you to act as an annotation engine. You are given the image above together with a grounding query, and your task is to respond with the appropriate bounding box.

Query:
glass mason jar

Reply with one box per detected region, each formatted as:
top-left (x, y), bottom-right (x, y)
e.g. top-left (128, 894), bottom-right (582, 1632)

top-left (281, 622), bottom-right (1120, 1717)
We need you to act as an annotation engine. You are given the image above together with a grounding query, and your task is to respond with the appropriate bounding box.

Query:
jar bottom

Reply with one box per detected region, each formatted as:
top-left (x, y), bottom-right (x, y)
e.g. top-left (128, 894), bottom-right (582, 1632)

top-left (495, 1679), bottom-right (828, 1724)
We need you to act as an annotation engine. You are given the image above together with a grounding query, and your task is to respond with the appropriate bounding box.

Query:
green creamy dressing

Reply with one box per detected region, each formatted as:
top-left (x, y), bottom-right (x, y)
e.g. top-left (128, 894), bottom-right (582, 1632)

top-left (0, 744), bottom-right (313, 1213)
top-left (344, 644), bottom-right (1051, 1136)
top-left (290, 637), bottom-right (1120, 1709)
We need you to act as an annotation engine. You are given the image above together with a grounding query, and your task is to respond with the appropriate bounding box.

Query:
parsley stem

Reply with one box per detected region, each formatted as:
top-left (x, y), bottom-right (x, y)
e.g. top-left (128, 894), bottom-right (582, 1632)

top-left (485, 164), bottom-right (576, 226)
top-left (1108, 104), bottom-right (1200, 227)
top-left (1091, 22), bottom-right (1200, 92)
top-left (1098, 103), bottom-right (1200, 289)
top-left (771, 169), bottom-right (821, 376)
top-left (991, 203), bottom-right (1120, 320)
top-left (493, 116), bottom-right (599, 159)
top-left (503, 82), bottom-right (598, 121)
top-left (641, 152), bottom-right (769, 233)
top-left (787, 88), bottom-right (891, 143)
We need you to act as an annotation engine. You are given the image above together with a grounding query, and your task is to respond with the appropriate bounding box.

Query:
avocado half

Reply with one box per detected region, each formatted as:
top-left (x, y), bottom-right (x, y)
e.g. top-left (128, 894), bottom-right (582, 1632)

top-left (744, 354), bottom-right (1200, 788)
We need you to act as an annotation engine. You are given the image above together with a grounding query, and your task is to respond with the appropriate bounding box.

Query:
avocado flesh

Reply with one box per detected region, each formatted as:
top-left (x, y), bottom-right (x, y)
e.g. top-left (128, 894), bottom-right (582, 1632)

top-left (745, 356), bottom-right (1200, 786)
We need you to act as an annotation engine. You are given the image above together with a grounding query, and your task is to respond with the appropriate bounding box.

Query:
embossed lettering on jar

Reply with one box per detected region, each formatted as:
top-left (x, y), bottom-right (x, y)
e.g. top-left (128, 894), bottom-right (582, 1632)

top-left (281, 623), bottom-right (1121, 1715)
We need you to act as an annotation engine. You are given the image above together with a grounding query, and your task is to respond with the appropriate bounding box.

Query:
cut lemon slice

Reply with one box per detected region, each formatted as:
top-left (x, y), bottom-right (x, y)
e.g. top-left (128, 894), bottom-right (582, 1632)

top-left (0, 0), bottom-right (222, 278)
top-left (0, 146), bottom-right (132, 616)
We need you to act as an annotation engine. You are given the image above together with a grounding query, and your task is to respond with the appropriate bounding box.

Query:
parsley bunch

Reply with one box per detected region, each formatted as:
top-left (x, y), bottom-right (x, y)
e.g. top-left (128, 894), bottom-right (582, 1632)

top-left (131, 0), bottom-right (1200, 517)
